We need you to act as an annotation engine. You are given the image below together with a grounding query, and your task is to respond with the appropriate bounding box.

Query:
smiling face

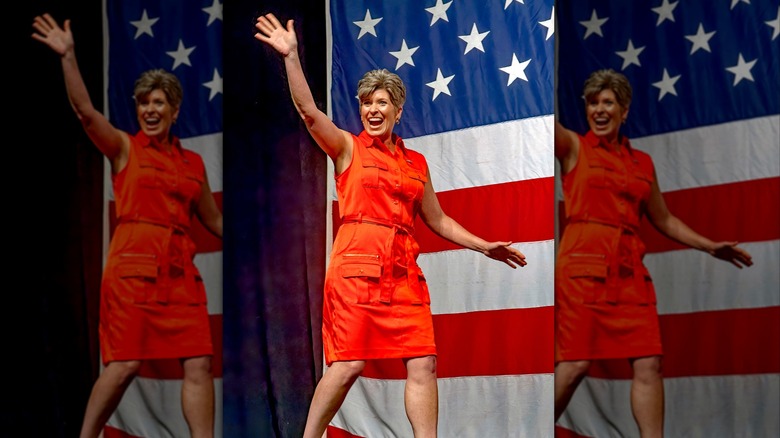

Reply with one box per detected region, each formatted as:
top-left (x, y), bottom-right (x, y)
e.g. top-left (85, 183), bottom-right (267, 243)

top-left (136, 88), bottom-right (179, 140)
top-left (360, 88), bottom-right (402, 145)
top-left (585, 88), bottom-right (628, 144)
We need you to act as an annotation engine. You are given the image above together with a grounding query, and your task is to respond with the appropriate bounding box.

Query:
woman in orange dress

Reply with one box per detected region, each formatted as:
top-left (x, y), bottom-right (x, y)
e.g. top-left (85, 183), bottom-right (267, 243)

top-left (554, 69), bottom-right (753, 437)
top-left (33, 13), bottom-right (222, 438)
top-left (255, 13), bottom-right (527, 438)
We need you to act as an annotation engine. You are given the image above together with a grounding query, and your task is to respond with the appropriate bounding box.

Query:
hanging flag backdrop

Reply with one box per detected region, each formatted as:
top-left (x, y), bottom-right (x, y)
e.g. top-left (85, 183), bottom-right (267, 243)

top-left (327, 0), bottom-right (555, 436)
top-left (103, 1), bottom-right (223, 437)
top-left (555, 1), bottom-right (779, 437)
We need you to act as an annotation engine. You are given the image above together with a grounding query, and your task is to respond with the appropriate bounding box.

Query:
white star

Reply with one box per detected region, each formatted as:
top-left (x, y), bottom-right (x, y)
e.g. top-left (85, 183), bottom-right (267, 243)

top-left (425, 68), bottom-right (455, 101)
top-left (203, 68), bottom-right (223, 101)
top-left (651, 68), bottom-right (681, 101)
top-left (766, 6), bottom-right (780, 41)
top-left (166, 40), bottom-right (196, 70)
top-left (651, 0), bottom-right (678, 26)
top-left (615, 39), bottom-right (645, 70)
top-left (426, 0), bottom-right (452, 26)
top-left (504, 0), bottom-right (524, 10)
top-left (130, 9), bottom-right (159, 39)
top-left (539, 7), bottom-right (555, 41)
top-left (731, 0), bottom-right (750, 10)
top-left (685, 23), bottom-right (716, 54)
top-left (202, 0), bottom-right (222, 26)
top-left (389, 39), bottom-right (419, 70)
top-left (459, 24), bottom-right (490, 55)
top-left (353, 10), bottom-right (383, 39)
top-left (579, 10), bottom-right (609, 40)
top-left (499, 54), bottom-right (531, 86)
top-left (725, 53), bottom-right (757, 86)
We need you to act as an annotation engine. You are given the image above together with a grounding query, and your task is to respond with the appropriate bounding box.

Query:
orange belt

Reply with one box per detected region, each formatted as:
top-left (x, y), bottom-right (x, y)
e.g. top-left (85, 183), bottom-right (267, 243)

top-left (342, 213), bottom-right (419, 304)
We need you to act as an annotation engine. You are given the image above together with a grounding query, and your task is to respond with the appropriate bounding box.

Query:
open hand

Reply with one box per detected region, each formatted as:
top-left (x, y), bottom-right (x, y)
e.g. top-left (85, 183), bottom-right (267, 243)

top-left (484, 241), bottom-right (527, 269)
top-left (32, 13), bottom-right (73, 56)
top-left (254, 13), bottom-right (297, 57)
top-left (709, 241), bottom-right (753, 269)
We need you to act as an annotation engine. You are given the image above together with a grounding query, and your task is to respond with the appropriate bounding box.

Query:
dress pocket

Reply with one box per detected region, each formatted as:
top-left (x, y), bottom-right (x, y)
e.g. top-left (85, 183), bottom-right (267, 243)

top-left (565, 260), bottom-right (608, 304)
top-left (339, 254), bottom-right (382, 304)
top-left (361, 158), bottom-right (389, 189)
top-left (115, 257), bottom-right (159, 304)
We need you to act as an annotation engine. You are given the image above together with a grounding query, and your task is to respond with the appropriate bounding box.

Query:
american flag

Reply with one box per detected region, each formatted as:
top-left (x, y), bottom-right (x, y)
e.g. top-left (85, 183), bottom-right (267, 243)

top-left (327, 0), bottom-right (555, 436)
top-left (555, 1), bottom-right (780, 437)
top-left (103, 1), bottom-right (224, 437)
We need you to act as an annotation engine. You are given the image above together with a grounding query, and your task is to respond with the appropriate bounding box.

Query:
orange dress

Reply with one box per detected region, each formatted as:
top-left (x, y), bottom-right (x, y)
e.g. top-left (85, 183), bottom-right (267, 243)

top-left (555, 131), bottom-right (662, 362)
top-left (322, 131), bottom-right (435, 365)
top-left (99, 131), bottom-right (213, 364)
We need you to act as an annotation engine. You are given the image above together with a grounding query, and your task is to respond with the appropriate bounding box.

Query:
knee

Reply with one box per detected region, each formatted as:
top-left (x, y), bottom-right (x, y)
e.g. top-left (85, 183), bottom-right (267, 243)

top-left (110, 360), bottom-right (142, 383)
top-left (557, 360), bottom-right (591, 383)
top-left (632, 356), bottom-right (663, 382)
top-left (183, 356), bottom-right (213, 383)
top-left (330, 360), bottom-right (365, 385)
top-left (406, 356), bottom-right (437, 383)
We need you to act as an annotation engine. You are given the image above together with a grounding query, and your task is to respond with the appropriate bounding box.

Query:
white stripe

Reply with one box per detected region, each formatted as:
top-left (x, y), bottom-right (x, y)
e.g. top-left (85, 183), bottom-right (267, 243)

top-left (558, 374), bottom-right (780, 438)
top-left (194, 251), bottom-right (223, 315)
top-left (645, 240), bottom-right (780, 315)
top-left (107, 376), bottom-right (224, 438)
top-left (404, 115), bottom-right (555, 192)
top-left (420, 240), bottom-right (555, 315)
top-left (181, 132), bottom-right (224, 192)
top-left (631, 115), bottom-right (780, 192)
top-left (331, 373), bottom-right (553, 438)
top-left (328, 115), bottom-right (555, 201)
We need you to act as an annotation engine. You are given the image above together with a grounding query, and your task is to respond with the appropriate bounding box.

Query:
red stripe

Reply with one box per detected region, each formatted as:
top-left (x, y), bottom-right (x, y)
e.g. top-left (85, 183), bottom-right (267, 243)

top-left (108, 191), bottom-right (223, 254)
top-left (558, 178), bottom-right (780, 253)
top-left (586, 306), bottom-right (780, 379)
top-left (361, 306), bottom-right (554, 379)
top-left (326, 426), bottom-right (365, 438)
top-left (137, 314), bottom-right (223, 379)
top-left (103, 426), bottom-right (142, 438)
top-left (555, 426), bottom-right (593, 438)
top-left (333, 178), bottom-right (555, 254)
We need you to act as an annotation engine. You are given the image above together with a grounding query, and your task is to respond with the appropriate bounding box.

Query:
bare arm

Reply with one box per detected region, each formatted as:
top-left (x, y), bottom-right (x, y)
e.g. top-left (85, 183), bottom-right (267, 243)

top-left (195, 172), bottom-right (222, 238)
top-left (646, 169), bottom-right (752, 268)
top-left (32, 13), bottom-right (129, 172)
top-left (419, 173), bottom-right (526, 268)
top-left (555, 120), bottom-right (579, 175)
top-left (254, 13), bottom-right (353, 174)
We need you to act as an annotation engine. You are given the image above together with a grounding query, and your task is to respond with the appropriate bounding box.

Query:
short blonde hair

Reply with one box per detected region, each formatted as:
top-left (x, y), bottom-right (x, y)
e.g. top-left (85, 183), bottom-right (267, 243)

top-left (582, 69), bottom-right (632, 108)
top-left (133, 69), bottom-right (183, 109)
top-left (356, 69), bottom-right (406, 108)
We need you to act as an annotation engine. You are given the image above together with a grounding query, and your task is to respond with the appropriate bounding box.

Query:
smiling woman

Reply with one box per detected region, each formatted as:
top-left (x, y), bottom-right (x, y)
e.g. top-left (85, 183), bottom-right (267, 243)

top-left (255, 11), bottom-right (528, 438)
top-left (553, 68), bottom-right (753, 437)
top-left (32, 13), bottom-right (222, 438)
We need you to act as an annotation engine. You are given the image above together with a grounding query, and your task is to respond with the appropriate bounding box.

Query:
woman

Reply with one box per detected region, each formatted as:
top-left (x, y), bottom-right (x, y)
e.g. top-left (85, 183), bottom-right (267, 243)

top-left (32, 13), bottom-right (222, 438)
top-left (554, 69), bottom-right (753, 437)
top-left (255, 13), bottom-right (527, 438)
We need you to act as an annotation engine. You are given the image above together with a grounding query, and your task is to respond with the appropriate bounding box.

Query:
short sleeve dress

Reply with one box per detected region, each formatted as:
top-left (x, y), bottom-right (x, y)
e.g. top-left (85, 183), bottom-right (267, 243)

top-left (322, 131), bottom-right (436, 365)
top-left (99, 131), bottom-right (213, 364)
top-left (555, 130), bottom-right (663, 362)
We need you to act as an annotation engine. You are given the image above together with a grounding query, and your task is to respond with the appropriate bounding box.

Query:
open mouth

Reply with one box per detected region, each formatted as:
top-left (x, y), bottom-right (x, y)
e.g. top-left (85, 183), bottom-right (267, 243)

top-left (367, 117), bottom-right (383, 127)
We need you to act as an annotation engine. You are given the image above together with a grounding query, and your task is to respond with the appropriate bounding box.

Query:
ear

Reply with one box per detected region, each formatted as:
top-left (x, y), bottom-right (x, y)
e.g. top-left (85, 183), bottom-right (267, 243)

top-left (622, 105), bottom-right (629, 123)
top-left (173, 106), bottom-right (181, 123)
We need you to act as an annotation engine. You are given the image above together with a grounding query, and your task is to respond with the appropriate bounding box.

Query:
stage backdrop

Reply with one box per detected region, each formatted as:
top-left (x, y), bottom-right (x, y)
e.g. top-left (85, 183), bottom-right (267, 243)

top-left (102, 1), bottom-right (224, 436)
top-left (326, 0), bottom-right (555, 436)
top-left (555, 1), bottom-right (780, 437)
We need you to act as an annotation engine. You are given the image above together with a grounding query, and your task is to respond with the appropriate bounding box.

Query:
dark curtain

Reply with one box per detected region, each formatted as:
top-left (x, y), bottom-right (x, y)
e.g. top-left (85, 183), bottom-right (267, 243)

top-left (223, 1), bottom-right (327, 437)
top-left (10, 1), bottom-right (104, 436)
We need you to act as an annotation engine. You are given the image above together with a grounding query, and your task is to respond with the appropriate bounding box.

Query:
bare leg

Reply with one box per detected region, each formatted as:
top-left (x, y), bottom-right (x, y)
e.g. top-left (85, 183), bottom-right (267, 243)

top-left (554, 360), bottom-right (591, 421)
top-left (630, 356), bottom-right (664, 438)
top-left (403, 356), bottom-right (438, 438)
top-left (302, 360), bottom-right (365, 438)
top-left (181, 355), bottom-right (215, 438)
top-left (79, 360), bottom-right (141, 438)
